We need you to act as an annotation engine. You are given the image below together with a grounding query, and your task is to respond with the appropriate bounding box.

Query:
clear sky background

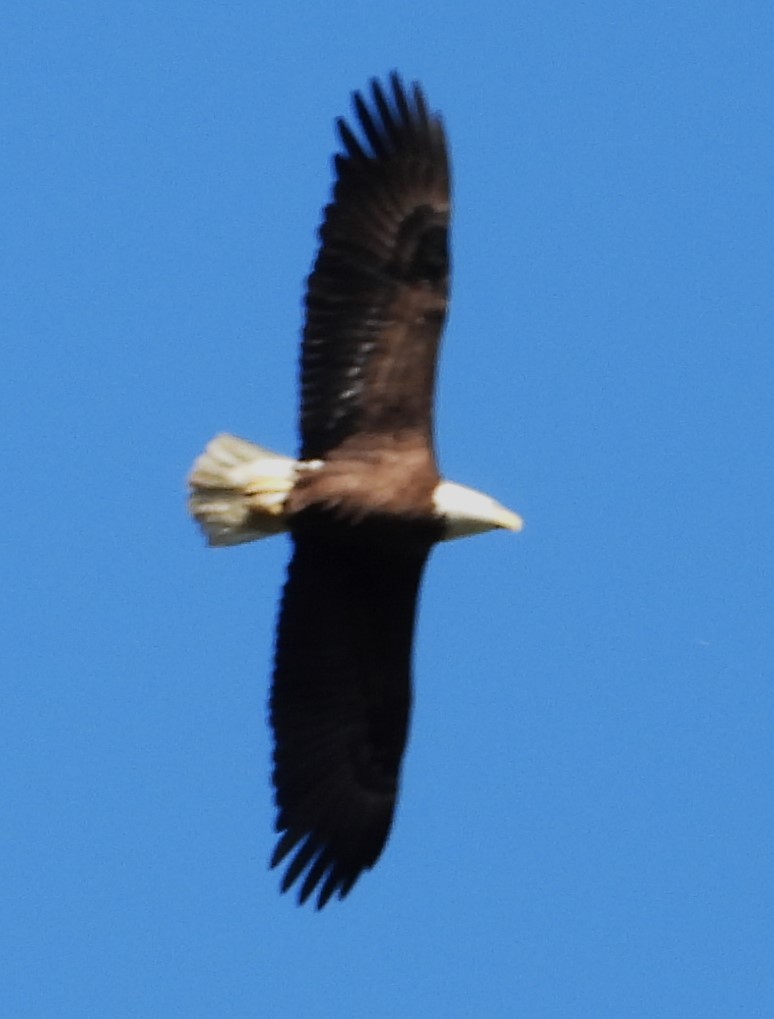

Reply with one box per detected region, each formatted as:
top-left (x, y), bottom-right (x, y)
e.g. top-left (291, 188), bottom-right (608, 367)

top-left (4, 3), bottom-right (773, 1016)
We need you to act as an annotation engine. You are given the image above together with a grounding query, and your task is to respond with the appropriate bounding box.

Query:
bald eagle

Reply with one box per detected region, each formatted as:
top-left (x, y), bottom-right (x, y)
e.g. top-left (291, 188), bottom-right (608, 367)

top-left (188, 73), bottom-right (522, 909)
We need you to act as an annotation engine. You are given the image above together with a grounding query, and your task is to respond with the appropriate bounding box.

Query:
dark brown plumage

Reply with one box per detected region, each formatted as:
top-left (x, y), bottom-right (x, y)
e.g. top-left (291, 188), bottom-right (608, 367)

top-left (187, 73), bottom-right (522, 911)
top-left (271, 74), bottom-right (450, 907)
top-left (299, 72), bottom-right (450, 461)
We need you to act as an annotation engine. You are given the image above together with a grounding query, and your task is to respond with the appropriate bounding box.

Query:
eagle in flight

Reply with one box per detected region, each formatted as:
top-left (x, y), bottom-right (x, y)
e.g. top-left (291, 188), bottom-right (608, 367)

top-left (188, 73), bottom-right (523, 909)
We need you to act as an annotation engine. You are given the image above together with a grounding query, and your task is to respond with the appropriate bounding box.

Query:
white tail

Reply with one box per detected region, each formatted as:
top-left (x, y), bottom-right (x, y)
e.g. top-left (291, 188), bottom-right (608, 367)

top-left (188, 433), bottom-right (297, 546)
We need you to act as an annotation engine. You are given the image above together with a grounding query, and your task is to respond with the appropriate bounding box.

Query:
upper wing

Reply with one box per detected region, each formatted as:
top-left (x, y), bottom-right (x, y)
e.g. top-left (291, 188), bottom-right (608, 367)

top-left (299, 73), bottom-right (451, 460)
top-left (269, 534), bottom-right (429, 908)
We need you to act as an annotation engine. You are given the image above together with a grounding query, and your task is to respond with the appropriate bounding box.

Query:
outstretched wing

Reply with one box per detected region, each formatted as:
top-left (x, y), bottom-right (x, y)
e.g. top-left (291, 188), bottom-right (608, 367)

top-left (269, 535), bottom-right (429, 908)
top-left (299, 73), bottom-right (451, 461)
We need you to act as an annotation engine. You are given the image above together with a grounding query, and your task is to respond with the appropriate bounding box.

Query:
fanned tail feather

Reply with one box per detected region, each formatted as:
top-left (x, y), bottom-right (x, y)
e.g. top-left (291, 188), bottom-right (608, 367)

top-left (188, 433), bottom-right (297, 546)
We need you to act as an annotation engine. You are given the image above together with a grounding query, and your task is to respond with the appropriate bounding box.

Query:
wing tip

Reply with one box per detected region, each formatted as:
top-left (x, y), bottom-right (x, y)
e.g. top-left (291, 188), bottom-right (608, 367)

top-left (270, 829), bottom-right (362, 910)
top-left (337, 71), bottom-right (443, 167)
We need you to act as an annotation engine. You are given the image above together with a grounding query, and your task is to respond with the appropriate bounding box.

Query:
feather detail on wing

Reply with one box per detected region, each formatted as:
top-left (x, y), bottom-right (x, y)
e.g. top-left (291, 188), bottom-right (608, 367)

top-left (300, 73), bottom-right (451, 461)
top-left (269, 534), bottom-right (429, 908)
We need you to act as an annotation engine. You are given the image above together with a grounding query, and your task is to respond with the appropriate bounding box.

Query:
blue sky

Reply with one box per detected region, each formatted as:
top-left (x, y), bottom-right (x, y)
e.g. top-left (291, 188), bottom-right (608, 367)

top-left (4, 2), bottom-right (774, 1016)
